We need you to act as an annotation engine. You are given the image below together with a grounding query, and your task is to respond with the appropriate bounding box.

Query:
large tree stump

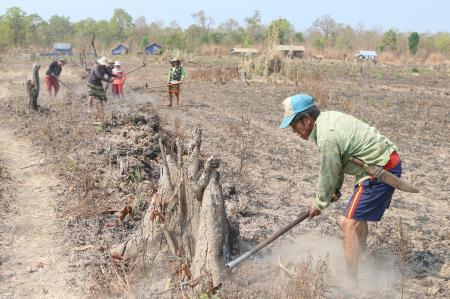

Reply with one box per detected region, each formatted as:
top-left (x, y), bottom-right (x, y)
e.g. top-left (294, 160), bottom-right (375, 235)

top-left (112, 128), bottom-right (231, 290)
top-left (26, 64), bottom-right (40, 110)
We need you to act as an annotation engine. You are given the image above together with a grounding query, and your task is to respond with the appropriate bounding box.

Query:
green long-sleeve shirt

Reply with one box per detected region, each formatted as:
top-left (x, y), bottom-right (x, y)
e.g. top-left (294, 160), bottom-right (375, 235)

top-left (308, 111), bottom-right (397, 211)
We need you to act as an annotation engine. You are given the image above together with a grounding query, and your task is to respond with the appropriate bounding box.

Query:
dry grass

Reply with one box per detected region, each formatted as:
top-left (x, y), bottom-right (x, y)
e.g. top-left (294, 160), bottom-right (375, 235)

top-left (0, 160), bottom-right (9, 180)
top-left (395, 218), bottom-right (409, 299)
top-left (378, 52), bottom-right (398, 63)
top-left (425, 53), bottom-right (446, 65)
top-left (197, 44), bottom-right (229, 56)
top-left (155, 48), bottom-right (194, 64)
top-left (189, 66), bottom-right (239, 83)
top-left (281, 255), bottom-right (332, 299)
top-left (90, 257), bottom-right (136, 297)
top-left (299, 71), bottom-right (331, 108)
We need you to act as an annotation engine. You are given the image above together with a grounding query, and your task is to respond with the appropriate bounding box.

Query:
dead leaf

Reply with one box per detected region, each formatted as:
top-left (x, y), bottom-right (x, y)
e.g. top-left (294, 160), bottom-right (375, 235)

top-left (111, 253), bottom-right (124, 261)
top-left (118, 194), bottom-right (134, 222)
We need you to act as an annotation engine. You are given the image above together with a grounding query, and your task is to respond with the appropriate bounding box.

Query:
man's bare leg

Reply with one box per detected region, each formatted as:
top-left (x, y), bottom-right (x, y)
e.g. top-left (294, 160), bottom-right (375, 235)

top-left (87, 96), bottom-right (94, 113)
top-left (95, 100), bottom-right (105, 122)
top-left (339, 216), bottom-right (368, 288)
top-left (168, 93), bottom-right (173, 106)
top-left (359, 221), bottom-right (368, 255)
top-left (176, 93), bottom-right (180, 106)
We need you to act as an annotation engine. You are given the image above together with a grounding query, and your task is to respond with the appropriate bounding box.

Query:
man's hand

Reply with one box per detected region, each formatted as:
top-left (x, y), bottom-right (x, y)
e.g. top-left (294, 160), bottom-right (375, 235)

top-left (309, 205), bottom-right (321, 219)
top-left (331, 190), bottom-right (342, 202)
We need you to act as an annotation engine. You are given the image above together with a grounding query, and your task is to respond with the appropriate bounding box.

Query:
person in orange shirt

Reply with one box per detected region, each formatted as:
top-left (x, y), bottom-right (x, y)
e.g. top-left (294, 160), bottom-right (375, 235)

top-left (112, 61), bottom-right (126, 99)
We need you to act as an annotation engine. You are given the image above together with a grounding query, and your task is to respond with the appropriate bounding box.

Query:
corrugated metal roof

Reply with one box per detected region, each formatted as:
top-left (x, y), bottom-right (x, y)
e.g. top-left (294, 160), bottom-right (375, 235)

top-left (53, 43), bottom-right (72, 50)
top-left (146, 42), bottom-right (161, 48)
top-left (229, 48), bottom-right (258, 54)
top-left (356, 50), bottom-right (377, 56)
top-left (275, 45), bottom-right (305, 51)
top-left (113, 44), bottom-right (129, 49)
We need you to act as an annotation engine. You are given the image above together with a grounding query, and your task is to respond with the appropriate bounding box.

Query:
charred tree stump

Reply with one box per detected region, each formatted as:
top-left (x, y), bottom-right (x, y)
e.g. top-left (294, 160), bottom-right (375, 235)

top-left (112, 128), bottom-right (231, 289)
top-left (26, 64), bottom-right (40, 110)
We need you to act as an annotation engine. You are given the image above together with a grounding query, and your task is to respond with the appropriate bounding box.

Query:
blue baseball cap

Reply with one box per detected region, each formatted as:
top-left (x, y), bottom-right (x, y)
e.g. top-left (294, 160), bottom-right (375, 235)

top-left (279, 94), bottom-right (315, 128)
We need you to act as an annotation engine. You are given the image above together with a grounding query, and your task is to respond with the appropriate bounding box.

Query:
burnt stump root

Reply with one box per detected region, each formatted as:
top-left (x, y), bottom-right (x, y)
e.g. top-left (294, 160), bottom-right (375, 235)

top-left (26, 64), bottom-right (40, 110)
top-left (112, 128), bottom-right (231, 288)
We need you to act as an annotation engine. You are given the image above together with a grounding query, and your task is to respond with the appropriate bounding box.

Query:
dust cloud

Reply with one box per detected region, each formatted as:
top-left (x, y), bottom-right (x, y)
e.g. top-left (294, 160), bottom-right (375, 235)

top-left (265, 234), bottom-right (400, 294)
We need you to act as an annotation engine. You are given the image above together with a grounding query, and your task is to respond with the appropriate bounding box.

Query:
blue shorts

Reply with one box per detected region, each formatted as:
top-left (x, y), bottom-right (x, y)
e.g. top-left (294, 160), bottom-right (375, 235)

top-left (343, 158), bottom-right (402, 221)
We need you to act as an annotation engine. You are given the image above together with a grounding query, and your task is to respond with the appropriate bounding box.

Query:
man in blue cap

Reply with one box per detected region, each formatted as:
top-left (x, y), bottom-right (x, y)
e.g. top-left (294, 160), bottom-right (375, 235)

top-left (280, 94), bottom-right (402, 287)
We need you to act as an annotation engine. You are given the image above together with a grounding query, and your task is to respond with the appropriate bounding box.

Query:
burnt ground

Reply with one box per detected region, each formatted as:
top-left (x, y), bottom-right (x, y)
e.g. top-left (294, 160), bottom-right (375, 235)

top-left (0, 59), bottom-right (449, 298)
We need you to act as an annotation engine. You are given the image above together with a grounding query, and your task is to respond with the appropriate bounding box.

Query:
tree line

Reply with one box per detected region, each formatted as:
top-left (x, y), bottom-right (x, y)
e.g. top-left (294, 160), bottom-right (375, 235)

top-left (1, 7), bottom-right (449, 59)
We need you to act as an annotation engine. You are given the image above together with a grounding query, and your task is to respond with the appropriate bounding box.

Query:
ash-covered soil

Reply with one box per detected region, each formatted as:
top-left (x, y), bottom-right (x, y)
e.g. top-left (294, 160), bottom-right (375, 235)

top-left (0, 59), bottom-right (448, 298)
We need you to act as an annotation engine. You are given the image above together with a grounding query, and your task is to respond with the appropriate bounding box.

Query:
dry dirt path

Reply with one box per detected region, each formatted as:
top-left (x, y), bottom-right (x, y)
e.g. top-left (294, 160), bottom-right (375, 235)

top-left (0, 127), bottom-right (79, 298)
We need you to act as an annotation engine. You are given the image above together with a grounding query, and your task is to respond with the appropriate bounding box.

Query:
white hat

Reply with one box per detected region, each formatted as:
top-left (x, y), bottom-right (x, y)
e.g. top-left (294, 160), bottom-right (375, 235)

top-left (97, 56), bottom-right (109, 66)
top-left (114, 61), bottom-right (121, 66)
top-left (170, 57), bottom-right (180, 62)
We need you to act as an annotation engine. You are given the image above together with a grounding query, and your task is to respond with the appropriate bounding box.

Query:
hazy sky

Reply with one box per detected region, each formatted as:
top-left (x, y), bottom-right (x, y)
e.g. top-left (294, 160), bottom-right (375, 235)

top-left (1, 0), bottom-right (448, 33)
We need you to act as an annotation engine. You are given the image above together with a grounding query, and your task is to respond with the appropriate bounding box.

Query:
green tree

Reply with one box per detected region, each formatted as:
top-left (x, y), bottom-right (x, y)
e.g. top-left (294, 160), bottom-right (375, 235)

top-left (408, 32), bottom-right (420, 56)
top-left (218, 18), bottom-right (245, 47)
top-left (25, 13), bottom-right (45, 46)
top-left (309, 15), bottom-right (337, 48)
top-left (133, 16), bottom-right (149, 47)
top-left (73, 18), bottom-right (97, 47)
top-left (110, 9), bottom-right (133, 42)
top-left (245, 10), bottom-right (265, 44)
top-left (294, 32), bottom-right (305, 43)
top-left (191, 10), bottom-right (214, 41)
top-left (48, 15), bottom-right (73, 41)
top-left (266, 18), bottom-right (295, 44)
top-left (313, 37), bottom-right (325, 49)
top-left (140, 36), bottom-right (149, 49)
top-left (1, 7), bottom-right (28, 46)
top-left (185, 24), bottom-right (204, 50)
top-left (433, 33), bottom-right (450, 53)
top-left (96, 20), bottom-right (114, 46)
top-left (166, 21), bottom-right (186, 49)
top-left (381, 29), bottom-right (397, 51)
top-left (217, 18), bottom-right (240, 34)
top-left (0, 21), bottom-right (9, 49)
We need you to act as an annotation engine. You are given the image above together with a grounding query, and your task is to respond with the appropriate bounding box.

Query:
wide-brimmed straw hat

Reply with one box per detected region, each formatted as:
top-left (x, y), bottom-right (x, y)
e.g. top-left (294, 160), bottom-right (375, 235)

top-left (97, 56), bottom-right (109, 66)
top-left (170, 57), bottom-right (180, 63)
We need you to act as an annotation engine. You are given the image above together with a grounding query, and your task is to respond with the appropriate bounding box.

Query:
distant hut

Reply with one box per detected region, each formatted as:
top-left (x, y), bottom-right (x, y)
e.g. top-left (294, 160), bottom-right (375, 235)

top-left (275, 45), bottom-right (305, 59)
top-left (229, 47), bottom-right (258, 57)
top-left (355, 50), bottom-right (377, 61)
top-left (53, 43), bottom-right (72, 55)
top-left (112, 44), bottom-right (129, 55)
top-left (145, 43), bottom-right (162, 55)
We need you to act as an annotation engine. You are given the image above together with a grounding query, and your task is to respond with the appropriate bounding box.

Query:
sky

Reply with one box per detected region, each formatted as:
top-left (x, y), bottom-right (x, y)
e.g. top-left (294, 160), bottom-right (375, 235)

top-left (1, 0), bottom-right (449, 33)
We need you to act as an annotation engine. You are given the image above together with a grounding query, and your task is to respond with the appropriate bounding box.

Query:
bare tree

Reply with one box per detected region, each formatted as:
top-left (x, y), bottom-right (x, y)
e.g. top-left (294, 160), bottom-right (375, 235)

top-left (191, 10), bottom-right (215, 39)
top-left (310, 15), bottom-right (338, 48)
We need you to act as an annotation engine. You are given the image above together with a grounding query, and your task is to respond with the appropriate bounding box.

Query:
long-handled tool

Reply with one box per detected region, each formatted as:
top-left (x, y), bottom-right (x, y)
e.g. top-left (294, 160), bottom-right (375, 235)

top-left (58, 79), bottom-right (73, 91)
top-left (115, 62), bottom-right (146, 79)
top-left (145, 84), bottom-right (168, 89)
top-left (145, 81), bottom-right (181, 89)
top-left (226, 210), bottom-right (310, 270)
